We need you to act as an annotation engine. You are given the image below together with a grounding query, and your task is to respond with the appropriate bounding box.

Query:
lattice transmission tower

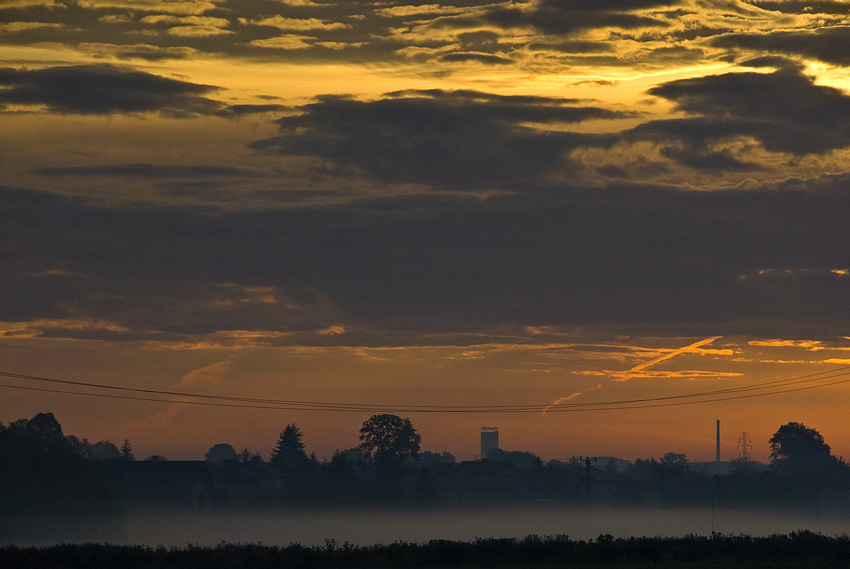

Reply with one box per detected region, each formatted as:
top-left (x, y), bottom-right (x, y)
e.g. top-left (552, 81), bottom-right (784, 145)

top-left (737, 432), bottom-right (752, 462)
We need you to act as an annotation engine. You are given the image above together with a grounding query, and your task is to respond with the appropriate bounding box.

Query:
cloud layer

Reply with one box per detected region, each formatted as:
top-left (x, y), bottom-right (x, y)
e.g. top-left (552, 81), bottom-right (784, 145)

top-left (4, 0), bottom-right (850, 349)
top-left (4, 179), bottom-right (850, 345)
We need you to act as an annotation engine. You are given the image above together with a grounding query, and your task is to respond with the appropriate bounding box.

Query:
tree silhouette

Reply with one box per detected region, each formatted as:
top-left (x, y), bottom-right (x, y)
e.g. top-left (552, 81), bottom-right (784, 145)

top-left (359, 414), bottom-right (420, 502)
top-left (414, 464), bottom-right (435, 506)
top-left (12, 412), bottom-right (66, 451)
top-left (90, 440), bottom-right (120, 460)
top-left (239, 448), bottom-right (261, 462)
top-left (323, 450), bottom-right (359, 505)
top-left (205, 443), bottom-right (239, 468)
top-left (270, 424), bottom-right (307, 469)
top-left (769, 422), bottom-right (843, 480)
top-left (661, 452), bottom-right (688, 469)
top-left (65, 436), bottom-right (120, 459)
top-left (120, 439), bottom-right (135, 461)
top-left (0, 412), bottom-right (107, 513)
top-left (358, 414), bottom-right (421, 464)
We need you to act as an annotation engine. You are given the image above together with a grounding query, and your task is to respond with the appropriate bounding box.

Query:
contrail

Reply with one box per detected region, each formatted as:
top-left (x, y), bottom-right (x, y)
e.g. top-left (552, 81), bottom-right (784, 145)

top-left (541, 384), bottom-right (602, 414)
top-left (617, 336), bottom-right (722, 381)
top-left (542, 337), bottom-right (722, 413)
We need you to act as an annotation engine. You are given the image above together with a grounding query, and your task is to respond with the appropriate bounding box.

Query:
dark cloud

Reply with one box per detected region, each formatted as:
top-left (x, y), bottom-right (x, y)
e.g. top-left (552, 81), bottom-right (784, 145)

top-left (4, 179), bottom-right (850, 343)
top-left (638, 45), bottom-right (706, 64)
top-left (0, 64), bottom-right (222, 116)
top-left (35, 164), bottom-right (246, 178)
top-left (710, 27), bottom-right (850, 67)
top-left (251, 90), bottom-right (625, 189)
top-left (485, 0), bottom-right (679, 35)
top-left (632, 68), bottom-right (850, 161)
top-left (529, 40), bottom-right (617, 54)
top-left (217, 103), bottom-right (290, 117)
top-left (385, 89), bottom-right (590, 108)
top-left (737, 55), bottom-right (804, 72)
top-left (659, 145), bottom-right (764, 172)
top-left (456, 30), bottom-right (500, 50)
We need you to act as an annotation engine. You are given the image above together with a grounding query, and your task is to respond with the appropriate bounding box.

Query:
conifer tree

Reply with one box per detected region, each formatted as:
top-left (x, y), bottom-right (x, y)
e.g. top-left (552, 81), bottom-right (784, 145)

top-left (270, 424), bottom-right (307, 468)
top-left (120, 438), bottom-right (135, 461)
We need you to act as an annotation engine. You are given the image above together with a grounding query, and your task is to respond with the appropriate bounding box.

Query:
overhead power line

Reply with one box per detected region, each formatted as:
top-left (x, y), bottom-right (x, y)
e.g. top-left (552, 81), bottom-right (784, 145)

top-left (1, 366), bottom-right (850, 414)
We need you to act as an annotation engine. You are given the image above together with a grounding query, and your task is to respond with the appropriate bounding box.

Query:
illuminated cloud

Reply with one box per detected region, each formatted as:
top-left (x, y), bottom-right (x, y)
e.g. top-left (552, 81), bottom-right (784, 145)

top-left (582, 369), bottom-right (744, 381)
top-left (75, 0), bottom-right (222, 16)
top-left (438, 52), bottom-right (513, 64)
top-left (249, 34), bottom-right (315, 49)
top-left (748, 339), bottom-right (825, 350)
top-left (0, 318), bottom-right (128, 338)
top-left (78, 43), bottom-right (202, 61)
top-left (241, 15), bottom-right (350, 31)
top-left (0, 21), bottom-right (65, 32)
top-left (165, 25), bottom-right (234, 36)
top-left (2, 0), bottom-right (62, 7)
top-left (0, 0), bottom-right (755, 66)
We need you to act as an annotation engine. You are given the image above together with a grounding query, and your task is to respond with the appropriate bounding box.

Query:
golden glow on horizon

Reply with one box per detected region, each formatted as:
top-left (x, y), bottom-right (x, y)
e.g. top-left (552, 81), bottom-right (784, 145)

top-left (2, 335), bottom-right (850, 463)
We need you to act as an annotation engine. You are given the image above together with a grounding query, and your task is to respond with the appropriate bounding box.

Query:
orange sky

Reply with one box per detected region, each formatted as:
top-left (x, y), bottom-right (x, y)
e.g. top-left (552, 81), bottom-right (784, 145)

top-left (3, 0), bottom-right (850, 464)
top-left (4, 334), bottom-right (850, 463)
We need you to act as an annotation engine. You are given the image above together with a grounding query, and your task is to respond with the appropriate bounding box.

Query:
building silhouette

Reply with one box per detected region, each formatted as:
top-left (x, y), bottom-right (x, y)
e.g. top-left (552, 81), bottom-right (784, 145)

top-left (480, 427), bottom-right (499, 460)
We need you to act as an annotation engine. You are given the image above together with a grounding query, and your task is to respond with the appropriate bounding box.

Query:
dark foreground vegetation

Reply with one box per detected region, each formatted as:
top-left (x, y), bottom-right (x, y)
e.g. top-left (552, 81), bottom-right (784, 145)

top-left (3, 532), bottom-right (850, 569)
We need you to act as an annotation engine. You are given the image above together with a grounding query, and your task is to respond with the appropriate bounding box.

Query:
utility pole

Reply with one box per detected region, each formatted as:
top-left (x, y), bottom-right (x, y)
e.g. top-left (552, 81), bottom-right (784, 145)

top-left (738, 432), bottom-right (752, 462)
top-left (579, 456), bottom-right (597, 499)
top-left (716, 419), bottom-right (721, 464)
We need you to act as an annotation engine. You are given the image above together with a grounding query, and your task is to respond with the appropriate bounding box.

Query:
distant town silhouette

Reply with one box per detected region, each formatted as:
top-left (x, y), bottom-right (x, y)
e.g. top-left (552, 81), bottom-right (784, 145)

top-left (3, 411), bottom-right (849, 522)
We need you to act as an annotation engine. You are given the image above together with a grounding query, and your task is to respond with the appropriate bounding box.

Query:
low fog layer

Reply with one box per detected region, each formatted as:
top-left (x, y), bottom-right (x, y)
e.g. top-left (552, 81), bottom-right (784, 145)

top-left (10, 506), bottom-right (850, 548)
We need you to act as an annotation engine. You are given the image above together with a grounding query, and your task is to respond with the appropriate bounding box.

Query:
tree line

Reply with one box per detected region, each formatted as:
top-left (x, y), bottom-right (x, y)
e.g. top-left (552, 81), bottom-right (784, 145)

top-left (1, 411), bottom-right (848, 511)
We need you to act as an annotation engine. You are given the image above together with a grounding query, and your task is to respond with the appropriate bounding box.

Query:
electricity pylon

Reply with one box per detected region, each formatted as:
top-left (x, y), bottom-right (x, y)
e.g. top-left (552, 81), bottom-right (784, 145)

top-left (737, 432), bottom-right (752, 462)
top-left (579, 456), bottom-right (597, 498)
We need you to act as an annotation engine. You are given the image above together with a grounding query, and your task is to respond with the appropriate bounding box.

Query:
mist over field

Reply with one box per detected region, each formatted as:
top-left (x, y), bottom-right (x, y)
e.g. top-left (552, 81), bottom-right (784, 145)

top-left (8, 505), bottom-right (850, 548)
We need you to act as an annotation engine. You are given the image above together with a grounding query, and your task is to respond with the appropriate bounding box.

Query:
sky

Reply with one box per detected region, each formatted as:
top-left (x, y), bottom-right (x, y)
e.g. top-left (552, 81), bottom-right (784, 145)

top-left (3, 0), bottom-right (850, 464)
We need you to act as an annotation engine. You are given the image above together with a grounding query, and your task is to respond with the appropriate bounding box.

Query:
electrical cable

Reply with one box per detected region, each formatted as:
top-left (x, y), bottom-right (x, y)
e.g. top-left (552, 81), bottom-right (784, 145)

top-left (1, 365), bottom-right (849, 414)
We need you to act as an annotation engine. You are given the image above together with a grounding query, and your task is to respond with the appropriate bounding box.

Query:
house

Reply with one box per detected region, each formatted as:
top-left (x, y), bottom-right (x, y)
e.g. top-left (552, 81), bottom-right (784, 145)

top-left (93, 460), bottom-right (216, 508)
top-left (212, 459), bottom-right (285, 505)
top-left (435, 459), bottom-right (532, 505)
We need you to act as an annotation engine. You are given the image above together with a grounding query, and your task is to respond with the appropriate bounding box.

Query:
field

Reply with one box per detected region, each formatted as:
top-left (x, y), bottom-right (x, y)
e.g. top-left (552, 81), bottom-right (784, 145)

top-left (3, 532), bottom-right (850, 568)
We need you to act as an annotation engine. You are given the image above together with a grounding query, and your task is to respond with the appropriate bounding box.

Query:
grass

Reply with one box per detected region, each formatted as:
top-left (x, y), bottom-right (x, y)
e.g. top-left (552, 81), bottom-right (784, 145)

top-left (2, 531), bottom-right (850, 568)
